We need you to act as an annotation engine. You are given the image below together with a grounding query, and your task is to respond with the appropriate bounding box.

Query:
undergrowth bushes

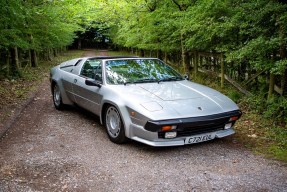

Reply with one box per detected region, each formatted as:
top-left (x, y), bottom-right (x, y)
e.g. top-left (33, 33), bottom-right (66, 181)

top-left (242, 95), bottom-right (287, 126)
top-left (190, 71), bottom-right (287, 162)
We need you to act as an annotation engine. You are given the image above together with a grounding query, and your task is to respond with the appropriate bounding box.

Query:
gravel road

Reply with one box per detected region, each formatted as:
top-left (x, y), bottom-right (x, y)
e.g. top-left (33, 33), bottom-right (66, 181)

top-left (0, 50), bottom-right (287, 192)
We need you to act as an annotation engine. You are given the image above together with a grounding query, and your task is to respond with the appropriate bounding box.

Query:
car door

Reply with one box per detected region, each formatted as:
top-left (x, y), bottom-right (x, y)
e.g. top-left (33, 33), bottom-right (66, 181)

top-left (72, 59), bottom-right (103, 115)
top-left (61, 71), bottom-right (78, 103)
top-left (60, 59), bottom-right (83, 103)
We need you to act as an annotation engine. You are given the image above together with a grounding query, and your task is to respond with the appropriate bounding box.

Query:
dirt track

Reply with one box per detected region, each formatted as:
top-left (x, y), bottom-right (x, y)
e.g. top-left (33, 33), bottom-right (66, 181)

top-left (0, 50), bottom-right (287, 191)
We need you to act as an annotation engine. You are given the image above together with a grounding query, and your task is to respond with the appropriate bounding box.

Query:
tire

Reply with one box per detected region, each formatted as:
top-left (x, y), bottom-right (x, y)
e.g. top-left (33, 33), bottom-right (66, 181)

top-left (52, 83), bottom-right (65, 110)
top-left (104, 105), bottom-right (127, 144)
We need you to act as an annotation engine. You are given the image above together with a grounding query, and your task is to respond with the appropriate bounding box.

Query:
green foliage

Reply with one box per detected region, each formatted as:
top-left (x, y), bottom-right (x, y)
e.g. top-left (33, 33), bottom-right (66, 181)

top-left (190, 70), bottom-right (287, 161)
top-left (265, 96), bottom-right (287, 123)
top-left (224, 0), bottom-right (286, 72)
top-left (266, 126), bottom-right (287, 161)
top-left (0, 0), bottom-right (104, 78)
top-left (0, 0), bottom-right (27, 49)
top-left (242, 95), bottom-right (267, 114)
top-left (227, 90), bottom-right (242, 104)
top-left (241, 94), bottom-right (287, 125)
top-left (0, 0), bottom-right (95, 51)
top-left (272, 59), bottom-right (287, 75)
top-left (98, 0), bottom-right (287, 80)
top-left (2, 0), bottom-right (286, 79)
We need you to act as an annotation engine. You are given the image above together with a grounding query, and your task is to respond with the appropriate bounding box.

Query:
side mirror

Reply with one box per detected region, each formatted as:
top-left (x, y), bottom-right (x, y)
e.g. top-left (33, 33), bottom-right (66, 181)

top-left (85, 79), bottom-right (102, 88)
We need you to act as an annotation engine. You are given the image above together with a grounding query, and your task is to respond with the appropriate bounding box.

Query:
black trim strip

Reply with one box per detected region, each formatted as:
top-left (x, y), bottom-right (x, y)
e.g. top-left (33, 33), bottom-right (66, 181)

top-left (60, 59), bottom-right (83, 69)
top-left (60, 64), bottom-right (74, 69)
top-left (88, 56), bottom-right (139, 60)
top-left (144, 110), bottom-right (242, 132)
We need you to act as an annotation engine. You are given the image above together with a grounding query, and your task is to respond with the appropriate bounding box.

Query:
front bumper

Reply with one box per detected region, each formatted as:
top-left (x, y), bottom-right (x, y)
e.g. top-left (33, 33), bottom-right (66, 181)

top-left (131, 128), bottom-right (235, 147)
top-left (130, 110), bottom-right (241, 147)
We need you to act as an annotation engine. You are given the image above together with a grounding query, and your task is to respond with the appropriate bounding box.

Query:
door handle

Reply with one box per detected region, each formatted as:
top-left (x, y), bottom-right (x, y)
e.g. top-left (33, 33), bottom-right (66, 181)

top-left (74, 79), bottom-right (77, 83)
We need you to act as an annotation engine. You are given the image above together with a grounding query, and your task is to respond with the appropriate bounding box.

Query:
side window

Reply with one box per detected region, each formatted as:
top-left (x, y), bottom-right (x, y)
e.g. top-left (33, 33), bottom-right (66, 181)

top-left (80, 61), bottom-right (94, 78)
top-left (80, 59), bottom-right (102, 81)
top-left (94, 65), bottom-right (102, 81)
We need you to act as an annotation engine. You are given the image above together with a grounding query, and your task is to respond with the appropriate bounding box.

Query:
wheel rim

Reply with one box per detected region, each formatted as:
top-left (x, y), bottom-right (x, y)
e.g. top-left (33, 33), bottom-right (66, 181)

top-left (53, 84), bottom-right (61, 107)
top-left (106, 106), bottom-right (121, 138)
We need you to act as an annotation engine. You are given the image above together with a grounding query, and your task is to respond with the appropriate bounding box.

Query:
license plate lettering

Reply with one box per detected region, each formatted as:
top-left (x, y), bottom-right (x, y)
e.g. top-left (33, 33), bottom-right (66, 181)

top-left (185, 133), bottom-right (215, 144)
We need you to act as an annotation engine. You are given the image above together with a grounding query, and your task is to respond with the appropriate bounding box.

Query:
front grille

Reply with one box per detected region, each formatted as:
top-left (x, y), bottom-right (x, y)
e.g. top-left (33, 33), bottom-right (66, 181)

top-left (158, 117), bottom-right (228, 139)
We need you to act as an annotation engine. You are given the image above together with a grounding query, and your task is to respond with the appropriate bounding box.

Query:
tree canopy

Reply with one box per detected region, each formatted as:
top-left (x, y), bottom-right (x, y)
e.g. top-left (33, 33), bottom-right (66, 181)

top-left (103, 0), bottom-right (287, 73)
top-left (1, 0), bottom-right (287, 88)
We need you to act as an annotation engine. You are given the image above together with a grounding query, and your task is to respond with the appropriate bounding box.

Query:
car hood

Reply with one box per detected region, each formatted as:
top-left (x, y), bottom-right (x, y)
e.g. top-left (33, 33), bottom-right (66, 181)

top-left (139, 81), bottom-right (207, 101)
top-left (113, 80), bottom-right (239, 119)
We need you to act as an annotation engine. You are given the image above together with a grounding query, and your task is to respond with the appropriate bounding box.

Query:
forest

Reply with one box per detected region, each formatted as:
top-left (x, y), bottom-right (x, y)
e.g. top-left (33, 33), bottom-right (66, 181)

top-left (0, 0), bottom-right (287, 158)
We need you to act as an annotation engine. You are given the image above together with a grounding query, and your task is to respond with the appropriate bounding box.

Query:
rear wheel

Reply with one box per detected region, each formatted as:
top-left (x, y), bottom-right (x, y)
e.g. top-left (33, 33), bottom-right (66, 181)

top-left (53, 83), bottom-right (64, 110)
top-left (104, 105), bottom-right (127, 144)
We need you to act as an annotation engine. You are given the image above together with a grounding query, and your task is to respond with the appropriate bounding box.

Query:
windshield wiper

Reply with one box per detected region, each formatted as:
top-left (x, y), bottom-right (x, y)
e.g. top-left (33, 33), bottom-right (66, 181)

top-left (124, 79), bottom-right (156, 85)
top-left (158, 76), bottom-right (183, 83)
top-left (124, 77), bottom-right (182, 85)
top-left (134, 78), bottom-right (157, 84)
top-left (124, 81), bottom-right (134, 85)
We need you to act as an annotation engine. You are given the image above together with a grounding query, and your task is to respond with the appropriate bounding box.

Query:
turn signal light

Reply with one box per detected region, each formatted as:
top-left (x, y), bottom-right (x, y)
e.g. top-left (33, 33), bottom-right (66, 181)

top-left (229, 116), bottom-right (238, 121)
top-left (161, 125), bottom-right (177, 132)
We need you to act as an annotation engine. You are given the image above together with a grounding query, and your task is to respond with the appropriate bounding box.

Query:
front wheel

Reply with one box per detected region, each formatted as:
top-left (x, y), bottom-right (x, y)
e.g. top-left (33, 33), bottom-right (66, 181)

top-left (104, 105), bottom-right (127, 144)
top-left (52, 83), bottom-right (65, 110)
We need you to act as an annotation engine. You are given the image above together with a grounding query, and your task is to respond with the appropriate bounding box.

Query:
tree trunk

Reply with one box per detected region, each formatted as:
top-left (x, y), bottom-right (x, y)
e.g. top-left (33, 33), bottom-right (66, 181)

top-left (30, 49), bottom-right (38, 67)
top-left (140, 49), bottom-right (144, 57)
top-left (194, 51), bottom-right (198, 79)
top-left (199, 55), bottom-right (203, 68)
top-left (6, 51), bottom-right (10, 75)
top-left (9, 47), bottom-right (20, 77)
top-left (158, 50), bottom-right (163, 60)
top-left (53, 48), bottom-right (58, 57)
top-left (28, 49), bottom-right (32, 67)
top-left (279, 22), bottom-right (287, 95)
top-left (47, 49), bottom-right (53, 61)
top-left (186, 52), bottom-right (192, 73)
top-left (78, 39), bottom-right (82, 50)
top-left (268, 73), bottom-right (275, 100)
top-left (282, 71), bottom-right (287, 96)
top-left (181, 32), bottom-right (189, 75)
top-left (164, 52), bottom-right (167, 63)
top-left (220, 54), bottom-right (225, 89)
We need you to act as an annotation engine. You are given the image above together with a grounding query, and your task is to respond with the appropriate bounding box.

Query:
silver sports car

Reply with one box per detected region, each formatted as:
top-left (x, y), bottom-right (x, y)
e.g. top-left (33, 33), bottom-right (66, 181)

top-left (50, 56), bottom-right (241, 147)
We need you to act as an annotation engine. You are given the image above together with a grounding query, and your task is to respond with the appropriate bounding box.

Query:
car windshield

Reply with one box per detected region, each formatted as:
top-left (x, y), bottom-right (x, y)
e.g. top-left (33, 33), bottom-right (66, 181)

top-left (105, 59), bottom-right (183, 85)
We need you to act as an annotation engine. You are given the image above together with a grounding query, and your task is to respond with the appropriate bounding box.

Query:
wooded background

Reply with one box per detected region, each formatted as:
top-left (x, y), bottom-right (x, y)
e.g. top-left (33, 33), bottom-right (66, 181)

top-left (1, 0), bottom-right (287, 101)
